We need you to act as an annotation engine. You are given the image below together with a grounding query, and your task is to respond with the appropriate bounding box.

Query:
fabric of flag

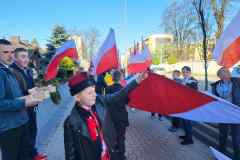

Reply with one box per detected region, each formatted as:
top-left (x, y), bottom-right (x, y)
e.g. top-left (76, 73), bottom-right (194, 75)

top-left (92, 29), bottom-right (119, 75)
top-left (213, 10), bottom-right (240, 68)
top-left (128, 73), bottom-right (240, 123)
top-left (127, 44), bottom-right (152, 74)
top-left (44, 40), bottom-right (78, 81)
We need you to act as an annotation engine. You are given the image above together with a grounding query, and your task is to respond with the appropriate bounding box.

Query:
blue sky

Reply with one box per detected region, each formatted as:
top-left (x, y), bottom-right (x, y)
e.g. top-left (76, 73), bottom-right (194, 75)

top-left (1, 0), bottom-right (239, 52)
top-left (0, 0), bottom-right (170, 51)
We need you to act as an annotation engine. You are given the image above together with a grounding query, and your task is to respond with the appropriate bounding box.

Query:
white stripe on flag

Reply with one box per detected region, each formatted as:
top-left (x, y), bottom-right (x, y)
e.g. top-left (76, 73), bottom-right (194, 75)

top-left (213, 10), bottom-right (240, 63)
top-left (53, 40), bottom-right (76, 58)
top-left (171, 100), bottom-right (240, 123)
top-left (93, 29), bottom-right (115, 74)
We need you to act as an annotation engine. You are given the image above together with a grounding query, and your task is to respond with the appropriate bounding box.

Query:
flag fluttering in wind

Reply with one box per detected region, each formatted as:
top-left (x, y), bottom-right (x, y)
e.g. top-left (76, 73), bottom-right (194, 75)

top-left (128, 73), bottom-right (240, 123)
top-left (44, 40), bottom-right (78, 81)
top-left (92, 28), bottom-right (119, 75)
top-left (127, 44), bottom-right (152, 74)
top-left (213, 10), bottom-right (240, 68)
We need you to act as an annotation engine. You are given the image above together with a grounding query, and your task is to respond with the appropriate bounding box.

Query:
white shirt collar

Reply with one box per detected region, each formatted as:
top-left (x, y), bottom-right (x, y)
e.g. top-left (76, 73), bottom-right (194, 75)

top-left (0, 61), bottom-right (9, 68)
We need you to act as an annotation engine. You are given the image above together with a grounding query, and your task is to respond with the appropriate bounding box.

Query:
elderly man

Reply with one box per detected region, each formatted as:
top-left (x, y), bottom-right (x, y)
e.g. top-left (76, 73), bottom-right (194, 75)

top-left (211, 67), bottom-right (240, 160)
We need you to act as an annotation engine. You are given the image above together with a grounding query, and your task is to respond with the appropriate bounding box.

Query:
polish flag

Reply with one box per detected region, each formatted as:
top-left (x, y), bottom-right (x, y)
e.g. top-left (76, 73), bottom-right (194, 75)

top-left (92, 29), bottom-right (119, 75)
top-left (127, 45), bottom-right (152, 74)
top-left (44, 40), bottom-right (78, 81)
top-left (213, 10), bottom-right (240, 68)
top-left (128, 73), bottom-right (240, 123)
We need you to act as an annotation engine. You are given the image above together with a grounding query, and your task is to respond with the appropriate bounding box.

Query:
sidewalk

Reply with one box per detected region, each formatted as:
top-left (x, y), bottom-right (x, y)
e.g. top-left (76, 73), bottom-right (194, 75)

top-left (42, 108), bottom-right (214, 160)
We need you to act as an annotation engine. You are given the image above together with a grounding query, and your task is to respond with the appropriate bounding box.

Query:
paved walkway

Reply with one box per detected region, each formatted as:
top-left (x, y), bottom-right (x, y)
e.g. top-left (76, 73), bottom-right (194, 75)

top-left (125, 110), bottom-right (213, 160)
top-left (42, 108), bottom-right (214, 160)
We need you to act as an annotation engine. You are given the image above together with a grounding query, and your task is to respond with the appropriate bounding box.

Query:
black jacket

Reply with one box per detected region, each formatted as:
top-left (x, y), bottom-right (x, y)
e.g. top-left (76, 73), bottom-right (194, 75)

top-left (211, 78), bottom-right (240, 106)
top-left (105, 83), bottom-right (129, 128)
top-left (10, 63), bottom-right (34, 96)
top-left (184, 77), bottom-right (198, 90)
top-left (64, 80), bottom-right (138, 160)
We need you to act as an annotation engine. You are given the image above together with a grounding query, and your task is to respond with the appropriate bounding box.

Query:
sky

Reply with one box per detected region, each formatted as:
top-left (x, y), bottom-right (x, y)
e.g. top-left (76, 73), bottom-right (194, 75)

top-left (1, 0), bottom-right (240, 53)
top-left (0, 0), bottom-right (170, 52)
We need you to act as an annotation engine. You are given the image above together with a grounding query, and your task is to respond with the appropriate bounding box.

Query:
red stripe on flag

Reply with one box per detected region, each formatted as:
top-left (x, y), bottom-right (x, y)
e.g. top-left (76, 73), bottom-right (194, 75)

top-left (44, 48), bottom-right (77, 81)
top-left (127, 60), bottom-right (151, 74)
top-left (128, 73), bottom-right (215, 115)
top-left (220, 37), bottom-right (240, 68)
top-left (96, 45), bottom-right (119, 75)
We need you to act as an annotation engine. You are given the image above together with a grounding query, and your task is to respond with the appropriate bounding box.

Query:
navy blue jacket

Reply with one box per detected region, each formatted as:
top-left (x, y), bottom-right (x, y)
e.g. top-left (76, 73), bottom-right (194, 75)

top-left (0, 63), bottom-right (28, 134)
top-left (211, 78), bottom-right (240, 106)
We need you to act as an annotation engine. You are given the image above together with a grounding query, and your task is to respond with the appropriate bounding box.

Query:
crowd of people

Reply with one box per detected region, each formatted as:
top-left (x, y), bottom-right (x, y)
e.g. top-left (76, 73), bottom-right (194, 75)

top-left (0, 38), bottom-right (240, 160)
top-left (151, 66), bottom-right (240, 159)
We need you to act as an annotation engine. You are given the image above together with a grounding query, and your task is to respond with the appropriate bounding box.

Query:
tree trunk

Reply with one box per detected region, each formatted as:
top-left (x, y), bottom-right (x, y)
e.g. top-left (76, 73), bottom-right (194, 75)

top-left (194, 0), bottom-right (209, 90)
top-left (199, 2), bottom-right (208, 91)
top-left (210, 0), bottom-right (228, 39)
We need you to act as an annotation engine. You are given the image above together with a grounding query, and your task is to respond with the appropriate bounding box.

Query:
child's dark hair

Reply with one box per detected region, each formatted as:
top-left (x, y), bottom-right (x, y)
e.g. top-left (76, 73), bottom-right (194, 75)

top-left (173, 70), bottom-right (180, 74)
top-left (0, 39), bottom-right (11, 45)
top-left (181, 66), bottom-right (191, 72)
top-left (112, 70), bottom-right (121, 83)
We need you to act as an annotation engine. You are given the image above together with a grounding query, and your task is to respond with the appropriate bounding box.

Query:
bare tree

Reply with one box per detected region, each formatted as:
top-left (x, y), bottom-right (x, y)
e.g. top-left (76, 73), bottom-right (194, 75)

top-left (192, 0), bottom-right (209, 90)
top-left (210, 0), bottom-right (236, 39)
top-left (69, 27), bottom-right (100, 61)
top-left (82, 28), bottom-right (100, 60)
top-left (161, 1), bottom-right (197, 61)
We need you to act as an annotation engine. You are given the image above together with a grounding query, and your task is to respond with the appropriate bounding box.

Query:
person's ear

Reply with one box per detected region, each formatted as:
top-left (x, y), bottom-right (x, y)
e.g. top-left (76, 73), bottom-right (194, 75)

top-left (74, 94), bottom-right (81, 102)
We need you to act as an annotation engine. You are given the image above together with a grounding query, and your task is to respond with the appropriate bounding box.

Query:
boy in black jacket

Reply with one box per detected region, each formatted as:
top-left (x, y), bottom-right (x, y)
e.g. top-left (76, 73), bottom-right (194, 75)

top-left (64, 72), bottom-right (148, 160)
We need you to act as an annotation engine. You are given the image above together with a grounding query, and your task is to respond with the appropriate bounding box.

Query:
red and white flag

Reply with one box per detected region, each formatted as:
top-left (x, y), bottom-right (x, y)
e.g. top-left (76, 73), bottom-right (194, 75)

top-left (44, 40), bottom-right (78, 81)
top-left (128, 73), bottom-right (240, 123)
top-left (213, 10), bottom-right (240, 68)
top-left (92, 29), bottom-right (119, 75)
top-left (127, 44), bottom-right (152, 74)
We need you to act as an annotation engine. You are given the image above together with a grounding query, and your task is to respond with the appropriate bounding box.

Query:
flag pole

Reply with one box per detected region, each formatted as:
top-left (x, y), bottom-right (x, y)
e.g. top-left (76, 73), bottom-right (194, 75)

top-left (141, 36), bottom-right (144, 51)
